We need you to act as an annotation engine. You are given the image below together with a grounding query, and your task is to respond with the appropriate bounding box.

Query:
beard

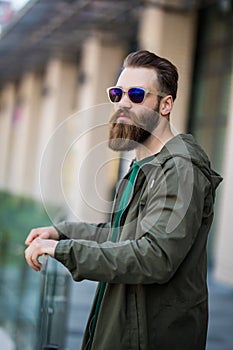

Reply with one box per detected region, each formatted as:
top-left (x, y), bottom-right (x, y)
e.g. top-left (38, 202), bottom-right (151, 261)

top-left (108, 106), bottom-right (160, 151)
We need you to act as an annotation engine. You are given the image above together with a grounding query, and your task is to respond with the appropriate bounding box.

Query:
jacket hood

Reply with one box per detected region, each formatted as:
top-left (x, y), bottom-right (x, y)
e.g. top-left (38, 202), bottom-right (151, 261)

top-left (152, 134), bottom-right (223, 192)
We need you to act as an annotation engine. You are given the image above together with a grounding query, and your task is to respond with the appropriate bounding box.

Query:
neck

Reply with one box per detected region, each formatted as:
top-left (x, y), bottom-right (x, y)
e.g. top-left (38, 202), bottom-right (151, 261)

top-left (135, 121), bottom-right (174, 161)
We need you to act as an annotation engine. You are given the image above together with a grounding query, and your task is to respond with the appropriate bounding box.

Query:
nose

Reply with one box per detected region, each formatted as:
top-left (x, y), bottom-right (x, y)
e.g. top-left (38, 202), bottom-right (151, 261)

top-left (118, 92), bottom-right (132, 109)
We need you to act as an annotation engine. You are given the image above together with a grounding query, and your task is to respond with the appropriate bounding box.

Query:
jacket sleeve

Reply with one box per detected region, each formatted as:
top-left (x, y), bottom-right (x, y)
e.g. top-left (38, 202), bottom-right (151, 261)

top-left (55, 221), bottom-right (110, 243)
top-left (54, 157), bottom-right (212, 284)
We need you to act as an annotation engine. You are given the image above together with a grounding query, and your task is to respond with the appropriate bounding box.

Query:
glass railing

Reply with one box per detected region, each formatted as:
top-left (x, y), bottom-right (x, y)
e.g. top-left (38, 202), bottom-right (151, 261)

top-left (37, 256), bottom-right (71, 350)
top-left (0, 191), bottom-right (96, 349)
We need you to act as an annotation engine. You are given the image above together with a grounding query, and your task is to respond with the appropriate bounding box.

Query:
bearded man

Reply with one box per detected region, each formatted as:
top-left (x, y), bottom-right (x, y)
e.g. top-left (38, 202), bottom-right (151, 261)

top-left (25, 50), bottom-right (222, 350)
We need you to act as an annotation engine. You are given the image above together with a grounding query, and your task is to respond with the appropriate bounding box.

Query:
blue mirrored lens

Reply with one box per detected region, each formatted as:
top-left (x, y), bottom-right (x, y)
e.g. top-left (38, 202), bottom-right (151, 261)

top-left (128, 88), bottom-right (145, 103)
top-left (109, 88), bottom-right (123, 102)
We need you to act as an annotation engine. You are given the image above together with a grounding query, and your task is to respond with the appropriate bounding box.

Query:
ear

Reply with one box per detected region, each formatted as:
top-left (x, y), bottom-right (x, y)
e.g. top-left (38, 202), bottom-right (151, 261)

top-left (159, 95), bottom-right (173, 117)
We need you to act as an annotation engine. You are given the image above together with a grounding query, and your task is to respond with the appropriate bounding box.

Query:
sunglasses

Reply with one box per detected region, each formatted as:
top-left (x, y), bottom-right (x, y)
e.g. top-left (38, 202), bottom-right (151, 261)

top-left (107, 86), bottom-right (165, 104)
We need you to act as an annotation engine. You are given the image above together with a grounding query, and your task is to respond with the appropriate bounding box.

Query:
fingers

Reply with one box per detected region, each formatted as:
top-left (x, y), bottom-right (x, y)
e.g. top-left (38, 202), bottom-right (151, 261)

top-left (25, 226), bottom-right (59, 246)
top-left (24, 237), bottom-right (58, 271)
top-left (25, 228), bottom-right (40, 246)
top-left (25, 238), bottom-right (43, 271)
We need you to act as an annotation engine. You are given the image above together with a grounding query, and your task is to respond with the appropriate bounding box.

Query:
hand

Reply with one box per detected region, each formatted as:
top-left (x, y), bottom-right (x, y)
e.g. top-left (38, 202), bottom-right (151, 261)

top-left (25, 237), bottom-right (59, 271)
top-left (25, 226), bottom-right (59, 246)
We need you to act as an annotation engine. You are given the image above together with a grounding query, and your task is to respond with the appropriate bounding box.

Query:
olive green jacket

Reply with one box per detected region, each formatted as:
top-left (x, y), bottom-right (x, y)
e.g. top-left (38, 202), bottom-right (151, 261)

top-left (55, 134), bottom-right (222, 350)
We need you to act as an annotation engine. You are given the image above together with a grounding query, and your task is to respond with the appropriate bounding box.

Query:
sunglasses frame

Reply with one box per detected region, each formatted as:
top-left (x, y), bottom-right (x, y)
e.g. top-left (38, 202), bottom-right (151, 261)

top-left (106, 86), bottom-right (165, 104)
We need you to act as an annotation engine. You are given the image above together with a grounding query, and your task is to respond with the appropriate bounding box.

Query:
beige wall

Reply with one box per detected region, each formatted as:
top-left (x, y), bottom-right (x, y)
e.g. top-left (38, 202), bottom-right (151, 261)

top-left (0, 83), bottom-right (15, 188)
top-left (5, 72), bottom-right (41, 195)
top-left (34, 58), bottom-right (78, 206)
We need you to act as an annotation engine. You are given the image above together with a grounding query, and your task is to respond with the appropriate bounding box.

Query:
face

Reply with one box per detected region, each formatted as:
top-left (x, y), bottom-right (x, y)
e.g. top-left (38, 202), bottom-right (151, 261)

top-left (108, 67), bottom-right (162, 151)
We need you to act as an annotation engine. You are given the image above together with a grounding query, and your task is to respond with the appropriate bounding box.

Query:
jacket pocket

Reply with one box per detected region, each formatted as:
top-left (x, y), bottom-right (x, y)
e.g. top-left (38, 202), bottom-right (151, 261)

top-left (126, 287), bottom-right (140, 349)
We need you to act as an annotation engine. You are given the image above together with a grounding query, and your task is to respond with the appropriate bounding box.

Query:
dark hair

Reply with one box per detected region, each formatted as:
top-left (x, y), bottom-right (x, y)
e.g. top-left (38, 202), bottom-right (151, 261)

top-left (123, 50), bottom-right (178, 101)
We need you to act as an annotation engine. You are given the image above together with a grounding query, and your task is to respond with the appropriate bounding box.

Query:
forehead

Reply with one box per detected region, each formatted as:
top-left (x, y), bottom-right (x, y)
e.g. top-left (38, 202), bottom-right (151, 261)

top-left (116, 67), bottom-right (158, 88)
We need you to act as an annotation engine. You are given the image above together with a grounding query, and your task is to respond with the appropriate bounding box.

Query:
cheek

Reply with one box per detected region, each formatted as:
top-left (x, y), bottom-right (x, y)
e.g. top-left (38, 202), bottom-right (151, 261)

top-left (133, 103), bottom-right (158, 119)
top-left (144, 96), bottom-right (159, 111)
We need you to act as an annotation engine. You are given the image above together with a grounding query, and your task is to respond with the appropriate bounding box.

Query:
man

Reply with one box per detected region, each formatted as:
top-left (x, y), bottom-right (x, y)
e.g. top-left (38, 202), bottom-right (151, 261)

top-left (25, 50), bottom-right (222, 350)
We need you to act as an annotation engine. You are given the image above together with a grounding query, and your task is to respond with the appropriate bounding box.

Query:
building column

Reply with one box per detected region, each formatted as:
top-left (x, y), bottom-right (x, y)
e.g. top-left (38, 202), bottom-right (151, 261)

top-left (0, 83), bottom-right (15, 189)
top-left (6, 73), bottom-right (42, 195)
top-left (34, 58), bottom-right (78, 205)
top-left (138, 5), bottom-right (197, 133)
top-left (68, 36), bottom-right (125, 223)
top-left (214, 65), bottom-right (233, 287)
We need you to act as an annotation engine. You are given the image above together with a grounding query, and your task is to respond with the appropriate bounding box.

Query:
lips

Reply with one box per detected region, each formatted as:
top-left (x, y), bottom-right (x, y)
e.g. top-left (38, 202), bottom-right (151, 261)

top-left (116, 113), bottom-right (132, 124)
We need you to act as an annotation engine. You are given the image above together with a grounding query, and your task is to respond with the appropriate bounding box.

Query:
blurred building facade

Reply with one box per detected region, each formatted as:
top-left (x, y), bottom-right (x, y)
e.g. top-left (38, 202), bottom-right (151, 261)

top-left (0, 1), bottom-right (14, 32)
top-left (0, 0), bottom-right (232, 286)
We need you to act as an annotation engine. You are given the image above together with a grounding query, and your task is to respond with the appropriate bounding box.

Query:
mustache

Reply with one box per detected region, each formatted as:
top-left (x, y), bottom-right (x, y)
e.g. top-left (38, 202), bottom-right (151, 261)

top-left (109, 108), bottom-right (146, 129)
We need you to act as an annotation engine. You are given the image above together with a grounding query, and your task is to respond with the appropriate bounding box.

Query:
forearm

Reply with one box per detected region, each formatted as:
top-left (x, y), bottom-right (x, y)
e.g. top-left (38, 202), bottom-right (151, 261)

top-left (55, 221), bottom-right (110, 243)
